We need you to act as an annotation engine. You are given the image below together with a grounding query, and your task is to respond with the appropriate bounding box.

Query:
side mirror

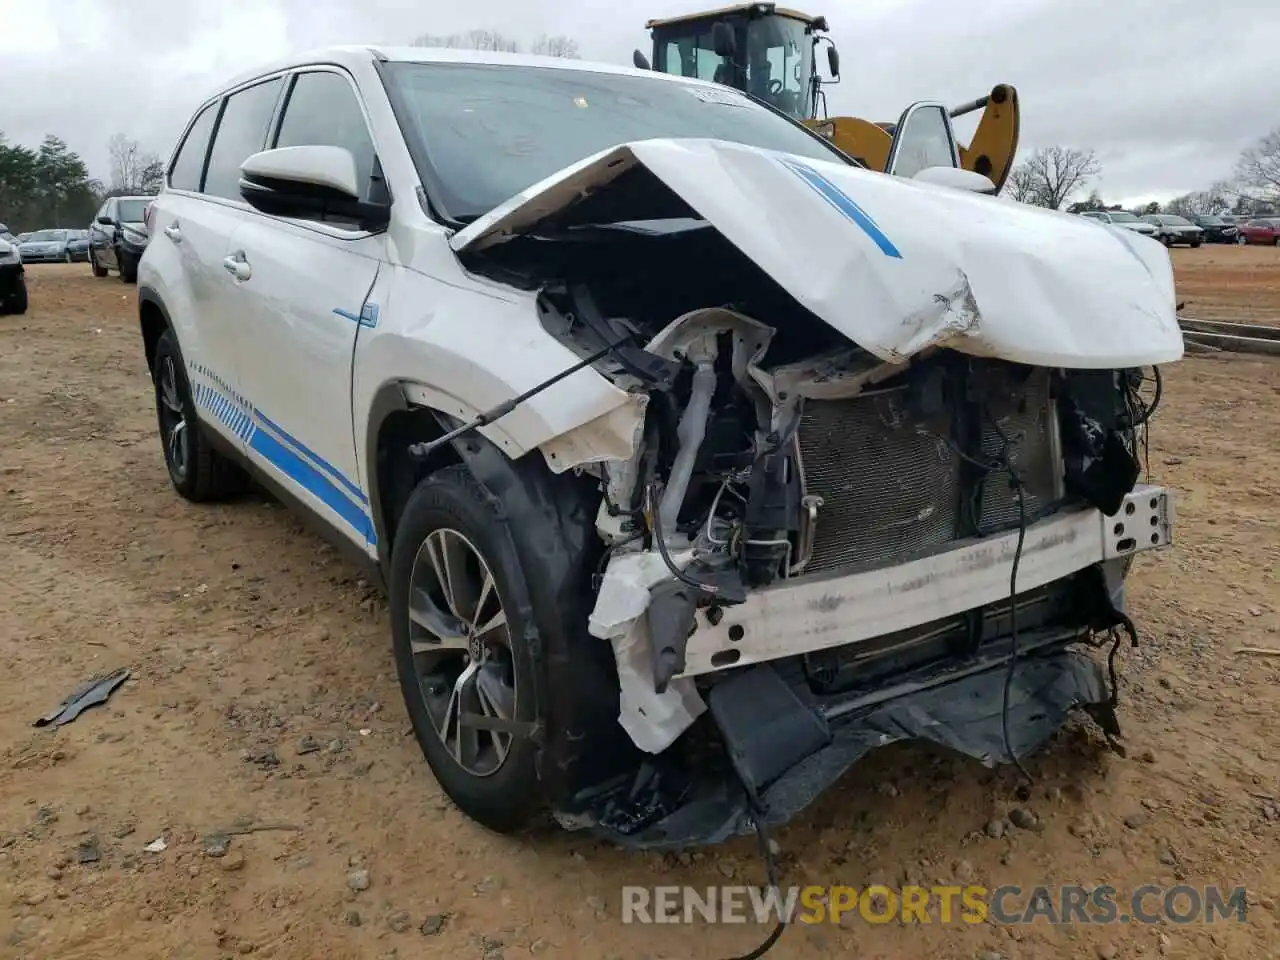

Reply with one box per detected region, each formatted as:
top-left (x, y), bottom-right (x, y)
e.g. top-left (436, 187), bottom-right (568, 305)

top-left (96, 216), bottom-right (113, 226)
top-left (632, 49), bottom-right (651, 70)
top-left (239, 145), bottom-right (389, 228)
top-left (911, 166), bottom-right (997, 195)
top-left (826, 46), bottom-right (840, 79)
top-left (711, 21), bottom-right (736, 58)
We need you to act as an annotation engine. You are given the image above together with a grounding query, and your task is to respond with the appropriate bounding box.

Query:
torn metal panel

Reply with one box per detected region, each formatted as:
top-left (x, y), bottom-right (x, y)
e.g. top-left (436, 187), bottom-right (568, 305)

top-left (453, 138), bottom-right (1183, 369)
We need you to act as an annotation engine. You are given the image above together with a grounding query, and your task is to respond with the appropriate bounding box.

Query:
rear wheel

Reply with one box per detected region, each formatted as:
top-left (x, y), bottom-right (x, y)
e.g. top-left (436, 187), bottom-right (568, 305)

top-left (1191, 241), bottom-right (1201, 248)
top-left (1237, 233), bottom-right (1248, 245)
top-left (90, 252), bottom-right (108, 277)
top-left (390, 465), bottom-right (543, 833)
top-left (151, 328), bottom-right (248, 502)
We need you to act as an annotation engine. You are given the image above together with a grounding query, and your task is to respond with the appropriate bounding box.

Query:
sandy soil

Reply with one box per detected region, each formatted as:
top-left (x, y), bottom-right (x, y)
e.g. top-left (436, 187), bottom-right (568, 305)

top-left (1, 259), bottom-right (1277, 960)
top-left (1172, 245), bottom-right (1280, 323)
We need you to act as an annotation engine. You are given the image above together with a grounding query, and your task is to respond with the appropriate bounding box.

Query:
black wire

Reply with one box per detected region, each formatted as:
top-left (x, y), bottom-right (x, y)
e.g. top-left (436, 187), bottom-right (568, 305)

top-left (1130, 366), bottom-right (1163, 426)
top-left (645, 482), bottom-right (721, 596)
top-left (719, 807), bottom-right (788, 960)
top-left (999, 481), bottom-right (1034, 783)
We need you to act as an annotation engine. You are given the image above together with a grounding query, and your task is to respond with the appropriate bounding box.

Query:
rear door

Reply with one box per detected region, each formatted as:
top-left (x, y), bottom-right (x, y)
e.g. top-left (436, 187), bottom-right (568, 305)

top-left (224, 67), bottom-right (385, 552)
top-left (91, 199), bottom-right (116, 267)
top-left (146, 76), bottom-right (285, 453)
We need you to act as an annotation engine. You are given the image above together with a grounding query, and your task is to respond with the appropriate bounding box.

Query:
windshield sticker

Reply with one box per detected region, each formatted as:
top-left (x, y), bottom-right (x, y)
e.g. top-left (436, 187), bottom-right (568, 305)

top-left (684, 85), bottom-right (750, 107)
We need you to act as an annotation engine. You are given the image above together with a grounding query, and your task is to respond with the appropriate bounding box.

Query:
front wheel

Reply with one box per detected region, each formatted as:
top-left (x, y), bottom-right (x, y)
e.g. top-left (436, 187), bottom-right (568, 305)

top-left (0, 276), bottom-right (27, 315)
top-left (118, 250), bottom-right (138, 284)
top-left (390, 464), bottom-right (543, 833)
top-left (1191, 241), bottom-right (1201, 248)
top-left (1237, 233), bottom-right (1248, 245)
top-left (90, 252), bottom-right (108, 277)
top-left (151, 328), bottom-right (248, 502)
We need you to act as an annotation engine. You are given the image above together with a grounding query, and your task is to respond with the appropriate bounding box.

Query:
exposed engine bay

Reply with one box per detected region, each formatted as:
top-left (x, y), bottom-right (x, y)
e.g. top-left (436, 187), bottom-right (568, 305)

top-left (459, 206), bottom-right (1173, 849)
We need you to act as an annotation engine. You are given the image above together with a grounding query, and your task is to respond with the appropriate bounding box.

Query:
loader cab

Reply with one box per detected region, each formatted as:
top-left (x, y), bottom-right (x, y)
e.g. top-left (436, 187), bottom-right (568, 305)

top-left (640, 5), bottom-right (837, 122)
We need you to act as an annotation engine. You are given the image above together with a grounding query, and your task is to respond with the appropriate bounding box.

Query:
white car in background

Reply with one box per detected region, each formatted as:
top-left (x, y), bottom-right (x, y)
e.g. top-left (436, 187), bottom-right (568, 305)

top-left (136, 46), bottom-right (1180, 849)
top-left (1079, 210), bottom-right (1158, 237)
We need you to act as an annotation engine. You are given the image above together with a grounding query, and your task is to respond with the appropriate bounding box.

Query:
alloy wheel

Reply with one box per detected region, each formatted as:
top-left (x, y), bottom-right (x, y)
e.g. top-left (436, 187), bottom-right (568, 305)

top-left (407, 528), bottom-right (516, 777)
top-left (157, 355), bottom-right (189, 479)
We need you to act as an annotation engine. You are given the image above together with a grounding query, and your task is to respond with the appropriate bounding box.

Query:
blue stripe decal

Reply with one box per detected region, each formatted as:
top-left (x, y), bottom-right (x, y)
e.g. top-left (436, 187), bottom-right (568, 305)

top-left (249, 429), bottom-right (375, 544)
top-left (333, 303), bottom-right (380, 329)
top-left (253, 409), bottom-right (368, 505)
top-left (779, 158), bottom-right (903, 259)
top-left (185, 360), bottom-right (374, 547)
top-left (332, 307), bottom-right (360, 323)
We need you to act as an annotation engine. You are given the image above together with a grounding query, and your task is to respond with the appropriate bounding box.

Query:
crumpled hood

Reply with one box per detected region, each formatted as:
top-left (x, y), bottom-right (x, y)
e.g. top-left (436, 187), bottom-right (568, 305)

top-left (452, 138), bottom-right (1183, 369)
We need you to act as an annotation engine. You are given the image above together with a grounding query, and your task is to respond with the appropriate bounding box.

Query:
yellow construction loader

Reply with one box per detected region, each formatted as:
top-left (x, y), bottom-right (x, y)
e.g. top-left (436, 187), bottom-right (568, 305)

top-left (634, 3), bottom-right (1020, 192)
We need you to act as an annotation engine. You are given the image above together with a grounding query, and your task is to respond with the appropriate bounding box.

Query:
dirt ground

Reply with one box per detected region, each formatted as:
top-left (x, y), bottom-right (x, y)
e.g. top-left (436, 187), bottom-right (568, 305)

top-left (1, 251), bottom-right (1277, 960)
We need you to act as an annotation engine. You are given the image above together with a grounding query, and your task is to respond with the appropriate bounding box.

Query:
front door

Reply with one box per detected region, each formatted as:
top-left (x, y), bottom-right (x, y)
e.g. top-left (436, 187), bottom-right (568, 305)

top-left (224, 66), bottom-right (387, 555)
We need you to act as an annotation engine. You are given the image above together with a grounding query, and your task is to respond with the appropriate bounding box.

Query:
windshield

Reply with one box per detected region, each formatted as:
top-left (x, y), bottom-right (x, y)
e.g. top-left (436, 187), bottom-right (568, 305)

top-left (1108, 212), bottom-right (1139, 222)
top-left (118, 199), bottom-right (149, 223)
top-left (1196, 215), bottom-right (1224, 225)
top-left (1159, 215), bottom-right (1192, 226)
top-left (26, 230), bottom-right (67, 242)
top-left (386, 62), bottom-right (847, 222)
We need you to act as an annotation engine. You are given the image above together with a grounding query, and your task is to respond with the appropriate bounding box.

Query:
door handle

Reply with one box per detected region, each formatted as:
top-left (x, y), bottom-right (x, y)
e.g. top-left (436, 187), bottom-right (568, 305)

top-left (163, 224), bottom-right (182, 243)
top-left (222, 254), bottom-right (252, 282)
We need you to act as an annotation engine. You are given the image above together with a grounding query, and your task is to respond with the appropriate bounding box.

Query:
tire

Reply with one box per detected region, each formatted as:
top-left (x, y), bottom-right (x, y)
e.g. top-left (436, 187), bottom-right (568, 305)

top-left (1, 276), bottom-right (27, 315)
top-left (151, 328), bottom-right (248, 502)
top-left (118, 250), bottom-right (138, 284)
top-left (90, 252), bottom-right (108, 277)
top-left (1191, 241), bottom-right (1201, 248)
top-left (64, 250), bottom-right (72, 264)
top-left (1274, 236), bottom-right (1279, 247)
top-left (390, 464), bottom-right (543, 833)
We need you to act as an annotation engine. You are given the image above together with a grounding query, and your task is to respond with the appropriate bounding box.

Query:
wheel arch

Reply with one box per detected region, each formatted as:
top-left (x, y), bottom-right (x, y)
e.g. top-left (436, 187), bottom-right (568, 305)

top-left (138, 285), bottom-right (172, 375)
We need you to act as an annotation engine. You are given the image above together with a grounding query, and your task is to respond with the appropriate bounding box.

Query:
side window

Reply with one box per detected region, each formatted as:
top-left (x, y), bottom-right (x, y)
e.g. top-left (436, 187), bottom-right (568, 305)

top-left (204, 78), bottom-right (284, 201)
top-left (888, 104), bottom-right (957, 179)
top-left (273, 71), bottom-right (376, 204)
top-left (169, 101), bottom-right (219, 193)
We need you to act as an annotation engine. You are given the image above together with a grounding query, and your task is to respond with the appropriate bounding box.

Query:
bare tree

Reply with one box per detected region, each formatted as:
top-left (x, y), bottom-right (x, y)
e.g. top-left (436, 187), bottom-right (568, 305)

top-left (1165, 186), bottom-right (1230, 218)
top-left (1004, 164), bottom-right (1038, 204)
top-left (1009, 146), bottom-right (1100, 210)
top-left (412, 29), bottom-right (520, 52)
top-left (530, 34), bottom-right (581, 59)
top-left (107, 133), bottom-right (162, 194)
top-left (1234, 128), bottom-right (1280, 205)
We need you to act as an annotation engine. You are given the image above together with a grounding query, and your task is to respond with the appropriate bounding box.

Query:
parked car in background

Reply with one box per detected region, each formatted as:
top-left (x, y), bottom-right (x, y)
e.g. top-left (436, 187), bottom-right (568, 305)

top-left (15, 232), bottom-right (32, 244)
top-left (1236, 217), bottom-right (1280, 246)
top-left (1079, 210), bottom-right (1158, 237)
top-left (0, 236), bottom-right (27, 314)
top-left (89, 196), bottom-right (154, 283)
top-left (65, 229), bottom-right (91, 262)
top-left (1141, 215), bottom-right (1204, 247)
top-left (18, 229), bottom-right (72, 263)
top-left (1187, 214), bottom-right (1236, 243)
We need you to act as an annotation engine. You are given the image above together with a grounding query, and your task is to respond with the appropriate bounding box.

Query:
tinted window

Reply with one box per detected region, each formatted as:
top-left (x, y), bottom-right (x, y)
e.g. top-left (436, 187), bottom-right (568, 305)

top-left (384, 62), bottom-right (849, 221)
top-left (204, 78), bottom-right (284, 201)
top-left (274, 70), bottom-right (376, 202)
top-left (118, 199), bottom-right (149, 222)
top-left (169, 101), bottom-right (219, 192)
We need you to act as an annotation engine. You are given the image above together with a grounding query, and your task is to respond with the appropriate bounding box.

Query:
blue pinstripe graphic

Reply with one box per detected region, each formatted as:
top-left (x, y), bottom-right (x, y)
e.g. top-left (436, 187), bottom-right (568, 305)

top-left (779, 158), bottom-right (903, 259)
top-left (186, 361), bottom-right (374, 545)
top-left (333, 302), bottom-right (380, 328)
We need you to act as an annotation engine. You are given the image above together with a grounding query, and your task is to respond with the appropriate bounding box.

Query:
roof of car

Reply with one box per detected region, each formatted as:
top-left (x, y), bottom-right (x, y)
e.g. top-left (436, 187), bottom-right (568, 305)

top-left (214, 45), bottom-right (714, 100)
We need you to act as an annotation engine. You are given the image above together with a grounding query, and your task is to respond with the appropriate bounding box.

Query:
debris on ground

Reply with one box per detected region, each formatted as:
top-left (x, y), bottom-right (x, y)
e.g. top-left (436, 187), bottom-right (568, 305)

top-left (33, 667), bottom-right (129, 727)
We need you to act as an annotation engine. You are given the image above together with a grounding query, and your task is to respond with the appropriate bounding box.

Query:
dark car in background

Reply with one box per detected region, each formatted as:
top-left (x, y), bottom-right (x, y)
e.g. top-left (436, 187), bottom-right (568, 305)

top-left (18, 229), bottom-right (72, 263)
top-left (0, 236), bottom-right (27, 314)
top-left (88, 195), bottom-right (154, 283)
top-left (1237, 217), bottom-right (1280, 246)
top-left (1141, 214), bottom-right (1204, 247)
top-left (65, 229), bottom-right (91, 262)
top-left (1188, 214), bottom-right (1236, 243)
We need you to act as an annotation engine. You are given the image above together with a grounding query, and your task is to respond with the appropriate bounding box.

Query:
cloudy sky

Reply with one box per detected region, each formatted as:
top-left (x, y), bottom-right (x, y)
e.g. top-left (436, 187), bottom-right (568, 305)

top-left (1, 0), bottom-right (1276, 205)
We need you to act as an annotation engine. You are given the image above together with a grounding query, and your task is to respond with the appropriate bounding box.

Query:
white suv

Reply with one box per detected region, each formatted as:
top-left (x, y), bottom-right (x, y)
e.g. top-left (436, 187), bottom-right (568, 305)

top-left (139, 46), bottom-right (1181, 848)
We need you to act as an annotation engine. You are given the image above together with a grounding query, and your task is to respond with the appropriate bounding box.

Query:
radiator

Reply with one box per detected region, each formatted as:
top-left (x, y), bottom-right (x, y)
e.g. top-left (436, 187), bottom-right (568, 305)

top-left (795, 365), bottom-right (1060, 575)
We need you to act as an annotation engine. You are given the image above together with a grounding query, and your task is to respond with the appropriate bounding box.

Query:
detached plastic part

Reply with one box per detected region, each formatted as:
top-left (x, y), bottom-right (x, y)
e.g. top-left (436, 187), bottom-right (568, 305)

top-left (588, 551), bottom-right (706, 754)
top-left (34, 668), bottom-right (130, 728)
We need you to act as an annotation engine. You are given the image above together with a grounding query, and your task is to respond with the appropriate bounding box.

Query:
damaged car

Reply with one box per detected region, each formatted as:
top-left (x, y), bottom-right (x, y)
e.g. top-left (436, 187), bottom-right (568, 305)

top-left (137, 47), bottom-right (1181, 850)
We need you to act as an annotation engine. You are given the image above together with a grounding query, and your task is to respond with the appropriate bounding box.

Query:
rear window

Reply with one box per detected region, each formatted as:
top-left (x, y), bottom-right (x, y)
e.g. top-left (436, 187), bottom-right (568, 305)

top-left (385, 62), bottom-right (849, 221)
top-left (169, 100), bottom-right (219, 192)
